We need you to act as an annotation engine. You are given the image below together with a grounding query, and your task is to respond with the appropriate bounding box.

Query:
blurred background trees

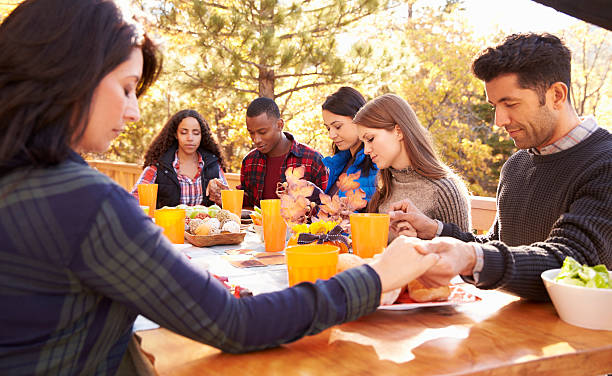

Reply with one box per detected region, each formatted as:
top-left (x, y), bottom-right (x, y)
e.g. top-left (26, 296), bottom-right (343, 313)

top-left (2, 0), bottom-right (611, 196)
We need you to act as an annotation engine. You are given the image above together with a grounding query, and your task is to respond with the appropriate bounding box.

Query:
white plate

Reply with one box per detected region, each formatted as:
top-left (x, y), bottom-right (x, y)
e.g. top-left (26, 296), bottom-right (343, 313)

top-left (378, 285), bottom-right (481, 311)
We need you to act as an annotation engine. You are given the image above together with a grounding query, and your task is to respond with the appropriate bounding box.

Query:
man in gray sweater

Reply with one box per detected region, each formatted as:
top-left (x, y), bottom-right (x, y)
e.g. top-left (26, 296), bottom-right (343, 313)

top-left (389, 33), bottom-right (612, 301)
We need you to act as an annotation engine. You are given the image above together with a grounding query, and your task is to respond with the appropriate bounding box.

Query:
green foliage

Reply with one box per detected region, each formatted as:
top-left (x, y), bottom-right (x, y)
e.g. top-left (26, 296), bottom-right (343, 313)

top-left (388, 5), bottom-right (513, 195)
top-left (75, 0), bottom-right (610, 197)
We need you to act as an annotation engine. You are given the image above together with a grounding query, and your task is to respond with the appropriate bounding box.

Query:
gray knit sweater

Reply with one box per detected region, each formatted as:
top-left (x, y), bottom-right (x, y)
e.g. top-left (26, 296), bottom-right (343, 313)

top-left (442, 127), bottom-right (612, 300)
top-left (379, 167), bottom-right (471, 240)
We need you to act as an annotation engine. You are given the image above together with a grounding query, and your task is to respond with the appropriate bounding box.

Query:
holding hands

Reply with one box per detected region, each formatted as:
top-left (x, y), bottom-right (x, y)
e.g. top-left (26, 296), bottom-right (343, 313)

top-left (413, 237), bottom-right (477, 287)
top-left (387, 198), bottom-right (439, 240)
top-left (383, 198), bottom-right (477, 288)
top-left (369, 236), bottom-right (440, 292)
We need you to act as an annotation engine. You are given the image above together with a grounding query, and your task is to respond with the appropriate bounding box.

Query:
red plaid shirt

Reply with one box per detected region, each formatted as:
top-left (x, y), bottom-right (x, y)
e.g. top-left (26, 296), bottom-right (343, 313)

top-left (131, 151), bottom-right (226, 206)
top-left (237, 132), bottom-right (328, 207)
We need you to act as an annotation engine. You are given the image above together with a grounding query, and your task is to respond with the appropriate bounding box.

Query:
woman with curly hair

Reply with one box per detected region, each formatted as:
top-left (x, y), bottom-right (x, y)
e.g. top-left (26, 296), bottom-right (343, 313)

top-left (132, 109), bottom-right (227, 208)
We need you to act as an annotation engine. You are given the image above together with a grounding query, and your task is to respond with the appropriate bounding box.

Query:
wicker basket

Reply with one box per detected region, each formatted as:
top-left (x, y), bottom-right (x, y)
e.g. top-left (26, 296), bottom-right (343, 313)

top-left (184, 231), bottom-right (246, 247)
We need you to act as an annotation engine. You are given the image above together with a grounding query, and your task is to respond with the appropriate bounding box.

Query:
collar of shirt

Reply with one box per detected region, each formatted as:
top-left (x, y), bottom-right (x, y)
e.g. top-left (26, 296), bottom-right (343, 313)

top-left (172, 151), bottom-right (204, 179)
top-left (532, 116), bottom-right (599, 155)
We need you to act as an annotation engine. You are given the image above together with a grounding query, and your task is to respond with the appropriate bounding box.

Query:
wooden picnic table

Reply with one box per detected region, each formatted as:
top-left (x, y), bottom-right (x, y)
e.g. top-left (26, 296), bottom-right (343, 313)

top-left (137, 235), bottom-right (612, 376)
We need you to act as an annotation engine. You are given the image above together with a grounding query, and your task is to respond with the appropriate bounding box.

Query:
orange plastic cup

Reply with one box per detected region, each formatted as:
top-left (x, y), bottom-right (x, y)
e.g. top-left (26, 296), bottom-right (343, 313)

top-left (350, 213), bottom-right (390, 258)
top-left (137, 184), bottom-right (158, 217)
top-left (221, 189), bottom-right (244, 217)
top-left (285, 244), bottom-right (340, 286)
top-left (154, 208), bottom-right (185, 244)
top-left (261, 199), bottom-right (287, 252)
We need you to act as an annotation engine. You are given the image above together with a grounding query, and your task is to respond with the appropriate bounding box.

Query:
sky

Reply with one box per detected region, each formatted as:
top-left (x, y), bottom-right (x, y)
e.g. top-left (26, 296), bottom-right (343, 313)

top-left (460, 0), bottom-right (580, 36)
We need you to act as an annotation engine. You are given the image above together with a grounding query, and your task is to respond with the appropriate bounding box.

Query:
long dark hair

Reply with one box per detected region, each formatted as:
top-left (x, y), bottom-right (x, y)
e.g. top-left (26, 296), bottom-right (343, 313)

top-left (322, 87), bottom-right (374, 177)
top-left (143, 109), bottom-right (226, 170)
top-left (353, 94), bottom-right (469, 213)
top-left (0, 0), bottom-right (162, 177)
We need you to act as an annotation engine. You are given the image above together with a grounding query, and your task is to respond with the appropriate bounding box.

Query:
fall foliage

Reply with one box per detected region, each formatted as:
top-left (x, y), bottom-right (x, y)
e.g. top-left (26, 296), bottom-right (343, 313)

top-left (2, 0), bottom-right (611, 197)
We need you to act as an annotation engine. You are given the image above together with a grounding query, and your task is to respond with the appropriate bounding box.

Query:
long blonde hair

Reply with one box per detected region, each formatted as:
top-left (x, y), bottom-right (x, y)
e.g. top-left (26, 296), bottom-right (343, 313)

top-left (353, 94), bottom-right (468, 212)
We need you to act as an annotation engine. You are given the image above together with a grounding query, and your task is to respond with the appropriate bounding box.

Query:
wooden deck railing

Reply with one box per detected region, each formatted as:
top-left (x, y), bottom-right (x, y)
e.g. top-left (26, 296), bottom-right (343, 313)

top-left (87, 160), bottom-right (497, 233)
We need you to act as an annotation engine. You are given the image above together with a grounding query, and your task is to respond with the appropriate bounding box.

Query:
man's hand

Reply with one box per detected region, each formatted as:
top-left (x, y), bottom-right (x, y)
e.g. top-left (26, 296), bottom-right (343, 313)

top-left (387, 198), bottom-right (439, 240)
top-left (206, 178), bottom-right (228, 205)
top-left (369, 236), bottom-right (439, 293)
top-left (413, 237), bottom-right (477, 287)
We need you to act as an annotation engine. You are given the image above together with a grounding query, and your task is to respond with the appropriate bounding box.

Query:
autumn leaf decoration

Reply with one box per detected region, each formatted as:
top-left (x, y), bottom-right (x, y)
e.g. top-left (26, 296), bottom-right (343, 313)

top-left (276, 166), bottom-right (316, 224)
top-left (276, 167), bottom-right (367, 231)
top-left (317, 171), bottom-right (367, 231)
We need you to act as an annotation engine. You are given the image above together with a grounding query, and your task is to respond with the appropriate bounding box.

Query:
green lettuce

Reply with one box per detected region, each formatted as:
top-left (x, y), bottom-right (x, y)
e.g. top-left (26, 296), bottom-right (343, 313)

top-left (554, 257), bottom-right (610, 289)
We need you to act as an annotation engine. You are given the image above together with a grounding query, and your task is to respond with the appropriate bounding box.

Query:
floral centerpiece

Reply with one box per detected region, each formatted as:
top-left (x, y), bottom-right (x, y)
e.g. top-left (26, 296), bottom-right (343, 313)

top-left (276, 166), bottom-right (367, 252)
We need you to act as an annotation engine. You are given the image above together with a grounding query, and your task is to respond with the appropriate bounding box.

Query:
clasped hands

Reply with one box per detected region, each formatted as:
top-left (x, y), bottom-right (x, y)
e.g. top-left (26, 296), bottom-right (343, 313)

top-left (384, 198), bottom-right (477, 288)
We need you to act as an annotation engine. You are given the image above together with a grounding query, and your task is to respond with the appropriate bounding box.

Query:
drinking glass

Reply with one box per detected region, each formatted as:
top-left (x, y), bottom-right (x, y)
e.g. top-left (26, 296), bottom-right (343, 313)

top-left (260, 199), bottom-right (287, 252)
top-left (349, 213), bottom-right (390, 258)
top-left (137, 184), bottom-right (158, 217)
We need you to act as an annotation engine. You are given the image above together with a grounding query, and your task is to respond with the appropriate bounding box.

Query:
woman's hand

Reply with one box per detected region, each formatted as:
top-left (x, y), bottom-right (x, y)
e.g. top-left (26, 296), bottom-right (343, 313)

top-left (387, 198), bottom-right (439, 240)
top-left (368, 236), bottom-right (439, 293)
top-left (206, 178), bottom-right (228, 205)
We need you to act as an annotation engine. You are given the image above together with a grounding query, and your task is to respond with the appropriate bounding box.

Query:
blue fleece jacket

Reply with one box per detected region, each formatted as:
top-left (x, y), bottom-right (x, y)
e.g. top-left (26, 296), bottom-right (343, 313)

top-left (323, 149), bottom-right (378, 201)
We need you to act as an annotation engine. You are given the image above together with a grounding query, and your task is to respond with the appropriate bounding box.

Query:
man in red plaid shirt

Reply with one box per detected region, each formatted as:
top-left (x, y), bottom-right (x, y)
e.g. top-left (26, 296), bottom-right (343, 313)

top-left (209, 97), bottom-right (328, 208)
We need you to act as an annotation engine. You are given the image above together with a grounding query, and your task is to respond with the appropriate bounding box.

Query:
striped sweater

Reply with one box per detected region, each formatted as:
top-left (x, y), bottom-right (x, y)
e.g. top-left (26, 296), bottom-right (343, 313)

top-left (0, 151), bottom-right (381, 375)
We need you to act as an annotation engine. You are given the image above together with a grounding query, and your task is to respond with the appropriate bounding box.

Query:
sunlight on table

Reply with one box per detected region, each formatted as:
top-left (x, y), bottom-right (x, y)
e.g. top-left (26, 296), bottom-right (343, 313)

top-left (328, 325), bottom-right (471, 363)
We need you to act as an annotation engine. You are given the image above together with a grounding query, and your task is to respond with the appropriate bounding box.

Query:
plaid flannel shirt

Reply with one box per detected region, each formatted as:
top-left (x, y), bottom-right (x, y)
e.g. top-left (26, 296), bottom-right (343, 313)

top-left (0, 151), bottom-right (380, 375)
top-left (131, 151), bottom-right (226, 206)
top-left (237, 132), bottom-right (328, 207)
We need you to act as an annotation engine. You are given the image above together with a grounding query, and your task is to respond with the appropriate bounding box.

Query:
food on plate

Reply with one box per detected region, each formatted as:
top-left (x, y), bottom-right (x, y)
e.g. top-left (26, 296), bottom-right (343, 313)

top-left (213, 274), bottom-right (253, 298)
top-left (195, 222), bottom-right (213, 236)
top-left (185, 208), bottom-right (242, 236)
top-left (189, 218), bottom-right (205, 234)
top-left (221, 220), bottom-right (240, 233)
top-left (250, 206), bottom-right (263, 226)
top-left (406, 279), bottom-right (451, 302)
top-left (554, 256), bottom-right (610, 289)
top-left (217, 209), bottom-right (240, 226)
top-left (337, 253), bottom-right (451, 304)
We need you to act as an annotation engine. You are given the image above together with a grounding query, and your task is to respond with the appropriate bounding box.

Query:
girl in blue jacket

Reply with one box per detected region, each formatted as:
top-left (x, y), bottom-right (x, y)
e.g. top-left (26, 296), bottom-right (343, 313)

top-left (322, 87), bottom-right (378, 201)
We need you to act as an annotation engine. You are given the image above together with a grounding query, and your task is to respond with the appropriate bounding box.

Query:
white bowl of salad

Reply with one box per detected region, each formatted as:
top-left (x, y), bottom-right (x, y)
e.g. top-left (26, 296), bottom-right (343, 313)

top-left (541, 257), bottom-right (612, 331)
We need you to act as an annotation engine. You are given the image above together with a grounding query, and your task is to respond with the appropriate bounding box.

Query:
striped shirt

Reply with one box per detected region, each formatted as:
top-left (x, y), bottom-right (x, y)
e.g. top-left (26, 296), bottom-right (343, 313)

top-left (532, 116), bottom-right (598, 155)
top-left (131, 151), bottom-right (227, 205)
top-left (0, 151), bottom-right (381, 375)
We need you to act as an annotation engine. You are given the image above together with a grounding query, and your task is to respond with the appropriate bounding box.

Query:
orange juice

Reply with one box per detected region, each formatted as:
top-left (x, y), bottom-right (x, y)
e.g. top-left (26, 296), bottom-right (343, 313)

top-left (221, 189), bottom-right (244, 217)
top-left (154, 208), bottom-right (185, 244)
top-left (261, 199), bottom-right (286, 252)
top-left (285, 244), bottom-right (340, 286)
top-left (137, 184), bottom-right (158, 217)
top-left (350, 213), bottom-right (390, 258)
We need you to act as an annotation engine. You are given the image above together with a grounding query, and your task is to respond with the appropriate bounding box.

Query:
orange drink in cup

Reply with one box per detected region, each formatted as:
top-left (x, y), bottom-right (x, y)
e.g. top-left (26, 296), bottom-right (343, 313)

top-left (154, 208), bottom-right (185, 244)
top-left (137, 184), bottom-right (158, 217)
top-left (260, 199), bottom-right (287, 252)
top-left (221, 189), bottom-right (244, 217)
top-left (285, 244), bottom-right (340, 286)
top-left (350, 213), bottom-right (390, 258)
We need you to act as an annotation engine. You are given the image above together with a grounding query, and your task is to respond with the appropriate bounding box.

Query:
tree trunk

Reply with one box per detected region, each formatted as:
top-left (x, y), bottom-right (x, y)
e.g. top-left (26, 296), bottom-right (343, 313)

top-left (258, 66), bottom-right (275, 98)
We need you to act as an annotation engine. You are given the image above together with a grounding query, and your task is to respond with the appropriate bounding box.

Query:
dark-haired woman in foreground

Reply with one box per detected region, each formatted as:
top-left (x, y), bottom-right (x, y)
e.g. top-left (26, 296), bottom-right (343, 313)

top-left (0, 1), bottom-right (439, 374)
top-left (132, 109), bottom-right (227, 208)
